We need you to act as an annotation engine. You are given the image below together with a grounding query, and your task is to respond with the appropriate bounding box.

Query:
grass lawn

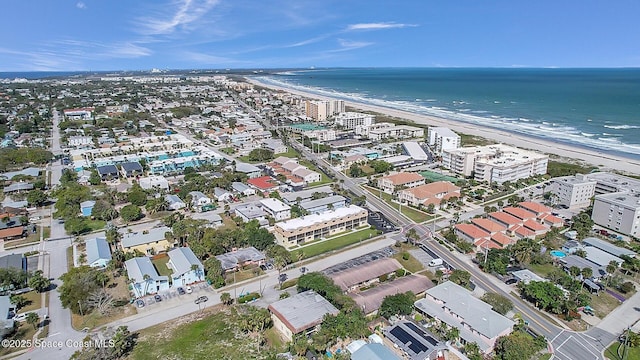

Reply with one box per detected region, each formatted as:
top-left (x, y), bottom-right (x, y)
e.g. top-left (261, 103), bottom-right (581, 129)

top-left (66, 246), bottom-right (74, 269)
top-left (149, 211), bottom-right (173, 219)
top-left (291, 227), bottom-right (380, 260)
top-left (536, 354), bottom-right (553, 360)
top-left (225, 268), bottom-right (263, 285)
top-left (393, 252), bottom-right (424, 274)
top-left (85, 219), bottom-right (106, 232)
top-left (4, 236), bottom-right (39, 249)
top-left (221, 214), bottom-right (237, 228)
top-left (0, 323), bottom-right (37, 357)
top-left (590, 291), bottom-right (623, 318)
top-left (264, 327), bottom-right (285, 351)
top-left (605, 341), bottom-right (640, 360)
top-left (363, 185), bottom-right (432, 223)
top-left (528, 263), bottom-right (557, 279)
top-left (131, 306), bottom-right (273, 360)
top-left (220, 147), bottom-right (236, 155)
top-left (280, 147), bottom-right (301, 159)
top-left (19, 291), bottom-right (43, 313)
top-left (152, 257), bottom-right (174, 277)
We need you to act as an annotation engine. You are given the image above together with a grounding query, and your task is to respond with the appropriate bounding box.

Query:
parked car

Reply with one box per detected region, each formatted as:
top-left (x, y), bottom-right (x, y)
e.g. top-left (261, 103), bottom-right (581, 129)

top-left (29, 216), bottom-right (41, 222)
top-left (194, 296), bottom-right (208, 304)
top-left (154, 294), bottom-right (162, 302)
top-left (186, 286), bottom-right (193, 294)
top-left (177, 287), bottom-right (186, 295)
top-left (505, 278), bottom-right (518, 285)
top-left (135, 299), bottom-right (145, 308)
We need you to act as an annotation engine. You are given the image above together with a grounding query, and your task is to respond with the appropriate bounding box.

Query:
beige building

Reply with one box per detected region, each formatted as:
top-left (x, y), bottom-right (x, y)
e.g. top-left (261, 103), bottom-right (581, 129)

top-left (268, 290), bottom-right (339, 341)
top-left (443, 144), bottom-right (548, 184)
top-left (354, 122), bottom-right (424, 140)
top-left (273, 205), bottom-right (368, 248)
top-left (305, 100), bottom-right (345, 121)
top-left (399, 181), bottom-right (461, 207)
top-left (376, 172), bottom-right (425, 194)
top-left (120, 226), bottom-right (174, 255)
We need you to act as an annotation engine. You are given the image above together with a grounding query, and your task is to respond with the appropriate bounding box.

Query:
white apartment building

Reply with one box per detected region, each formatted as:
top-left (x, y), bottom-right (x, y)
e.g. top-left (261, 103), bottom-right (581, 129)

top-left (592, 192), bottom-right (640, 238)
top-left (443, 144), bottom-right (548, 184)
top-left (549, 174), bottom-right (597, 209)
top-left (427, 127), bottom-right (461, 155)
top-left (334, 112), bottom-right (374, 129)
top-left (273, 205), bottom-right (368, 248)
top-left (355, 122), bottom-right (424, 140)
top-left (67, 136), bottom-right (93, 148)
top-left (259, 198), bottom-right (292, 221)
top-left (584, 172), bottom-right (640, 195)
top-left (305, 100), bottom-right (345, 121)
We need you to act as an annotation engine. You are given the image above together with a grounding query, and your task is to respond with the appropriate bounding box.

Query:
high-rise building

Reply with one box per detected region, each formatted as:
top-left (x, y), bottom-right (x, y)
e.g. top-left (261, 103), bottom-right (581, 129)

top-left (427, 127), bottom-right (461, 155)
top-left (334, 112), bottom-right (374, 129)
top-left (592, 192), bottom-right (640, 238)
top-left (305, 100), bottom-right (345, 121)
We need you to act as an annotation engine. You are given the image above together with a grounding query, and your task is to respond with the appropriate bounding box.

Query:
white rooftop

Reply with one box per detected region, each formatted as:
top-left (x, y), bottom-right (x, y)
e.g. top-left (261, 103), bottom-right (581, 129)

top-left (275, 205), bottom-right (366, 232)
top-left (259, 198), bottom-right (291, 212)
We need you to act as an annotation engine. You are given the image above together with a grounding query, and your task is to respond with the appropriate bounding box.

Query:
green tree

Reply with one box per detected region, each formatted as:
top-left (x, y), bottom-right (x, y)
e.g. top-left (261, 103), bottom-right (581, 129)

top-left (91, 200), bottom-right (118, 221)
top-left (26, 189), bottom-right (48, 206)
top-left (28, 270), bottom-right (51, 292)
top-left (120, 204), bottom-right (143, 222)
top-left (449, 270), bottom-right (472, 288)
top-left (481, 292), bottom-right (513, 315)
top-left (26, 312), bottom-right (39, 330)
top-left (518, 280), bottom-right (565, 313)
top-left (88, 169), bottom-right (101, 185)
top-left (349, 164), bottom-right (364, 177)
top-left (127, 185), bottom-right (148, 206)
top-left (10, 294), bottom-right (29, 310)
top-left (494, 331), bottom-right (545, 360)
top-left (406, 228), bottom-right (419, 245)
top-left (463, 342), bottom-right (483, 360)
top-left (59, 266), bottom-right (104, 314)
top-left (65, 217), bottom-right (91, 235)
top-left (247, 148), bottom-right (274, 162)
top-left (204, 257), bottom-right (225, 288)
top-left (379, 292), bottom-right (415, 319)
top-left (220, 292), bottom-right (233, 306)
top-left (110, 326), bottom-right (135, 358)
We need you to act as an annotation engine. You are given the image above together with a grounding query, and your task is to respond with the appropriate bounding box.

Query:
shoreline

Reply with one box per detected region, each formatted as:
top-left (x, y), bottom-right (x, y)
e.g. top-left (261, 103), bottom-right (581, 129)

top-left (247, 77), bottom-right (640, 175)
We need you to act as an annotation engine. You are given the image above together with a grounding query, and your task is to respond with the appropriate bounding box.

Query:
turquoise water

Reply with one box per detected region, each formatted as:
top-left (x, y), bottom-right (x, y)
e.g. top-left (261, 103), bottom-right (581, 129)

top-left (258, 68), bottom-right (640, 159)
top-left (550, 250), bottom-right (567, 258)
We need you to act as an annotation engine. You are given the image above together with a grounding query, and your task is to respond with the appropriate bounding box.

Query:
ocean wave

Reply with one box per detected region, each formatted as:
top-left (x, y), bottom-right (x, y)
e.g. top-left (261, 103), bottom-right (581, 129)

top-left (255, 75), bottom-right (640, 157)
top-left (603, 124), bottom-right (640, 130)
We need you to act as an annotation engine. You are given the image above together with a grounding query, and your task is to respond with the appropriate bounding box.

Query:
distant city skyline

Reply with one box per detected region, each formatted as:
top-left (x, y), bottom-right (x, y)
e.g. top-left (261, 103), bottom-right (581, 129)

top-left (1, 0), bottom-right (639, 71)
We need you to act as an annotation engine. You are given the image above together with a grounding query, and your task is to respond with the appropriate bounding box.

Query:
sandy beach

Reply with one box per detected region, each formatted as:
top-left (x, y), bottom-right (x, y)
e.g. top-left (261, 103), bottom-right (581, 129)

top-left (248, 78), bottom-right (640, 175)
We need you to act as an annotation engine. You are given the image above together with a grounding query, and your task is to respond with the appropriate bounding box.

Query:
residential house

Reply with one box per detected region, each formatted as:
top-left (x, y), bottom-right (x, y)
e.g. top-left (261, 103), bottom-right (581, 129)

top-left (85, 237), bottom-right (112, 268)
top-left (399, 181), bottom-right (461, 208)
top-left (231, 182), bottom-right (256, 196)
top-left (80, 200), bottom-right (96, 217)
top-left (125, 257), bottom-right (170, 298)
top-left (383, 321), bottom-right (445, 360)
top-left (234, 203), bottom-right (268, 226)
top-left (376, 172), bottom-right (425, 194)
top-left (247, 176), bottom-right (280, 192)
top-left (582, 237), bottom-right (636, 258)
top-left (96, 164), bottom-right (119, 180)
top-left (0, 227), bottom-right (24, 242)
top-left (215, 247), bottom-right (266, 272)
top-left (414, 281), bottom-right (514, 354)
top-left (165, 194), bottom-right (186, 210)
top-left (0, 254), bottom-right (26, 272)
top-left (188, 191), bottom-right (213, 211)
top-left (120, 226), bottom-right (173, 254)
top-left (3, 182), bottom-right (34, 194)
top-left (213, 187), bottom-right (234, 203)
top-left (168, 247), bottom-right (204, 286)
top-left (120, 161), bottom-right (144, 178)
top-left (0, 296), bottom-right (16, 339)
top-left (262, 139), bottom-right (287, 154)
top-left (259, 198), bottom-right (291, 221)
top-left (292, 167), bottom-right (321, 184)
top-left (280, 186), bottom-right (334, 205)
top-left (139, 175), bottom-right (169, 191)
top-left (234, 162), bottom-right (262, 179)
top-left (268, 290), bottom-right (339, 341)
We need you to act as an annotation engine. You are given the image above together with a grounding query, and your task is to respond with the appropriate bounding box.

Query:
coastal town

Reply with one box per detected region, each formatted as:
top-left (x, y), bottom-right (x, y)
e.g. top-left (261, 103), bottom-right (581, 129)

top-left (1, 72), bottom-right (640, 360)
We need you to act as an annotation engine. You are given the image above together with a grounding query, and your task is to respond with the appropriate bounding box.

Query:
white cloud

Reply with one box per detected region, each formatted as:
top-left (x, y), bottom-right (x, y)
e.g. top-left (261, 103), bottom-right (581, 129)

top-left (346, 22), bottom-right (416, 31)
top-left (76, 2), bottom-right (86, 10)
top-left (137, 0), bottom-right (220, 35)
top-left (328, 39), bottom-right (373, 52)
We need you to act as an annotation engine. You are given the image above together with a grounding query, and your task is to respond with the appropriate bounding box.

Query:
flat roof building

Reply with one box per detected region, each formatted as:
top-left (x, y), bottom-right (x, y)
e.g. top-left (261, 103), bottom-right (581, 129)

top-left (402, 142), bottom-right (429, 162)
top-left (592, 192), bottom-right (640, 238)
top-left (427, 127), bottom-right (460, 155)
top-left (328, 258), bottom-right (403, 292)
top-left (549, 175), bottom-right (597, 209)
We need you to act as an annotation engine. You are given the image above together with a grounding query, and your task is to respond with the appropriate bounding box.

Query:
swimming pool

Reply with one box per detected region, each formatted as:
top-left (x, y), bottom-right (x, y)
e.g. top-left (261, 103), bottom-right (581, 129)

top-left (550, 250), bottom-right (567, 258)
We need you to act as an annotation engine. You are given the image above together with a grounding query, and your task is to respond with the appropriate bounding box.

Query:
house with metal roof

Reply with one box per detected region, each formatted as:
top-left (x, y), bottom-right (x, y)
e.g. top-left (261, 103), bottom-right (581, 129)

top-left (0, 254), bottom-right (25, 272)
top-left (80, 200), bottom-right (96, 217)
top-left (300, 195), bottom-right (347, 214)
top-left (268, 290), bottom-right (339, 341)
top-left (215, 247), bottom-right (265, 272)
top-left (232, 181), bottom-right (256, 196)
top-left (120, 161), bottom-right (144, 177)
top-left (85, 237), bottom-right (112, 268)
top-left (0, 296), bottom-right (16, 339)
top-left (351, 343), bottom-right (401, 360)
top-left (97, 164), bottom-right (119, 180)
top-left (125, 257), bottom-right (170, 298)
top-left (414, 281), bottom-right (514, 354)
top-left (120, 226), bottom-right (173, 255)
top-left (582, 237), bottom-right (636, 258)
top-left (165, 194), bottom-right (186, 210)
top-left (234, 162), bottom-right (262, 179)
top-left (3, 182), bottom-right (34, 194)
top-left (168, 247), bottom-right (204, 287)
top-left (234, 203), bottom-right (268, 225)
top-left (280, 185), bottom-right (334, 205)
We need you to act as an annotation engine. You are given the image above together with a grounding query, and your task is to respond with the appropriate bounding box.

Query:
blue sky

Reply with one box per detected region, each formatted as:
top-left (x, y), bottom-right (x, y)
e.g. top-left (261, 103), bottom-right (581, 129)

top-left (1, 0), bottom-right (639, 71)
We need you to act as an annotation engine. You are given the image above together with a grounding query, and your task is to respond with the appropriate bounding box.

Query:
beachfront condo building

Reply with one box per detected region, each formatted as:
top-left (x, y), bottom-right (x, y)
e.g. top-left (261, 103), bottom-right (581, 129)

top-left (354, 122), bottom-right (424, 140)
top-left (427, 127), bottom-right (461, 155)
top-left (442, 144), bottom-right (548, 184)
top-left (272, 205), bottom-right (368, 248)
top-left (592, 192), bottom-right (640, 238)
top-left (334, 112), bottom-right (375, 129)
top-left (549, 174), bottom-right (597, 209)
top-left (305, 100), bottom-right (345, 121)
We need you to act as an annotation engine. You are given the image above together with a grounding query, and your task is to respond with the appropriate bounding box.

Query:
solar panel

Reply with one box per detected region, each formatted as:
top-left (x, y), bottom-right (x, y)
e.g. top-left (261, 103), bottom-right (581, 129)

top-left (390, 327), bottom-right (411, 345)
top-left (405, 322), bottom-right (426, 336)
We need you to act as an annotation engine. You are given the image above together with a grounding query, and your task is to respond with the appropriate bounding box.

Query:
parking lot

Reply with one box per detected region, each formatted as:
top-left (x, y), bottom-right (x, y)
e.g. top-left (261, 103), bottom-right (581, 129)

top-left (367, 209), bottom-right (397, 233)
top-left (322, 247), bottom-right (396, 277)
top-left (136, 282), bottom-right (212, 310)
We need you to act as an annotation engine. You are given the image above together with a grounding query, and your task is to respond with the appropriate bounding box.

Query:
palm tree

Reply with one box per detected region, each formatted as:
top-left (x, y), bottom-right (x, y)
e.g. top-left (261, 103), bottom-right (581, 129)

top-left (26, 312), bottom-right (39, 330)
top-left (406, 228), bottom-right (419, 245)
top-left (581, 267), bottom-right (593, 290)
top-left (569, 266), bottom-right (581, 279)
top-left (220, 292), bottom-right (232, 306)
top-left (606, 260), bottom-right (618, 286)
top-left (142, 274), bottom-right (151, 296)
top-left (191, 264), bottom-right (201, 281)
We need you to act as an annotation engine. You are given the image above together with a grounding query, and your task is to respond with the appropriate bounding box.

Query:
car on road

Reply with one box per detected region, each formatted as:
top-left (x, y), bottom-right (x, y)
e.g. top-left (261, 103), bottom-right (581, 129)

top-left (505, 278), bottom-right (518, 285)
top-left (177, 287), bottom-right (186, 295)
top-left (194, 296), bottom-right (208, 304)
top-left (154, 294), bottom-right (162, 302)
top-left (186, 286), bottom-right (192, 294)
top-left (29, 216), bottom-right (41, 222)
top-left (135, 299), bottom-right (145, 308)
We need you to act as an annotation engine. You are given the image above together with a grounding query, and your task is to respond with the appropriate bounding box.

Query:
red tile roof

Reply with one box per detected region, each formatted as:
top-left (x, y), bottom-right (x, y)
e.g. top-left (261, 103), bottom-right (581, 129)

top-left (455, 224), bottom-right (490, 240)
top-left (475, 238), bottom-right (501, 250)
top-left (523, 219), bottom-right (548, 232)
top-left (247, 176), bottom-right (279, 190)
top-left (503, 207), bottom-right (537, 221)
top-left (518, 201), bottom-right (551, 215)
top-left (512, 225), bottom-right (535, 238)
top-left (0, 226), bottom-right (24, 240)
top-left (380, 172), bottom-right (424, 186)
top-left (539, 213), bottom-right (563, 225)
top-left (491, 232), bottom-right (515, 248)
top-left (471, 218), bottom-right (507, 234)
top-left (488, 211), bottom-right (523, 226)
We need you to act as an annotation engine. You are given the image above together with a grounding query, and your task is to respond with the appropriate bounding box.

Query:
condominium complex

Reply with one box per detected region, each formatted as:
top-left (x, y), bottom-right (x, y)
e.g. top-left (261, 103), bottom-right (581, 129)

top-left (305, 100), bottom-right (345, 121)
top-left (399, 181), bottom-right (461, 207)
top-left (592, 192), bottom-right (640, 238)
top-left (427, 127), bottom-right (461, 155)
top-left (354, 122), bottom-right (424, 140)
top-left (442, 144), bottom-right (548, 183)
top-left (334, 112), bottom-right (374, 129)
top-left (273, 205), bottom-right (368, 248)
top-left (549, 174), bottom-right (597, 209)
top-left (376, 172), bottom-right (426, 194)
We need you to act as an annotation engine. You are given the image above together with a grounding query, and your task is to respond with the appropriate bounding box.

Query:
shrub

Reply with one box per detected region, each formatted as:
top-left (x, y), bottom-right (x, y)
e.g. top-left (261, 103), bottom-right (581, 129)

top-left (402, 252), bottom-right (410, 261)
top-left (238, 292), bottom-right (261, 304)
top-left (620, 281), bottom-right (635, 294)
top-left (379, 274), bottom-right (388, 282)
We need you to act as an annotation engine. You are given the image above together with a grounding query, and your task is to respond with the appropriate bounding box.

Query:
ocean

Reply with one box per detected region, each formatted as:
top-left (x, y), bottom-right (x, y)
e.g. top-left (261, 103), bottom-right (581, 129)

top-left (257, 68), bottom-right (640, 159)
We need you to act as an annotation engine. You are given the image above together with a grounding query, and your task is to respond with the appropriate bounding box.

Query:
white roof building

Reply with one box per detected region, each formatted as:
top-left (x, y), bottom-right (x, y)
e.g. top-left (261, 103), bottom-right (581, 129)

top-left (139, 175), bottom-right (169, 190)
